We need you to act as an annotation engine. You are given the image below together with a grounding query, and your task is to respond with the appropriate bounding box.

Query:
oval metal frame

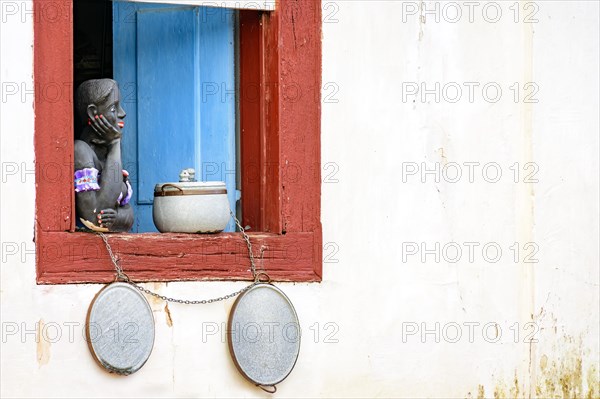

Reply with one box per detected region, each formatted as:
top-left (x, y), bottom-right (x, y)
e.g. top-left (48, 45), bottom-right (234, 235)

top-left (227, 283), bottom-right (301, 390)
top-left (86, 282), bottom-right (155, 375)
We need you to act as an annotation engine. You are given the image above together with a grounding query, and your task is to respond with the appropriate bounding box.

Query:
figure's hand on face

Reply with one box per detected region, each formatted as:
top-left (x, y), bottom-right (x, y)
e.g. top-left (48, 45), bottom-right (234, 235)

top-left (97, 209), bottom-right (117, 229)
top-left (90, 114), bottom-right (122, 144)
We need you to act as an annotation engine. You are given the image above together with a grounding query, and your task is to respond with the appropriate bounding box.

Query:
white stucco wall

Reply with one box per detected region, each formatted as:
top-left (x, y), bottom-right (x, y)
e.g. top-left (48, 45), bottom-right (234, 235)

top-left (1, 1), bottom-right (598, 397)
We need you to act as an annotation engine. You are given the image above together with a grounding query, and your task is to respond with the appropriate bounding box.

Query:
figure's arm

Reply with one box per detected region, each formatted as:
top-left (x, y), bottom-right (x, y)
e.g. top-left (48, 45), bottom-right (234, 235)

top-left (74, 139), bottom-right (126, 229)
top-left (97, 171), bottom-right (134, 231)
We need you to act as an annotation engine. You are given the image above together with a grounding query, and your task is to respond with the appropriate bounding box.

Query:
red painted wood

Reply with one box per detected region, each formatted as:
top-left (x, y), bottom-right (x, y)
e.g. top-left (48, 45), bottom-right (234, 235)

top-left (239, 10), bottom-right (263, 232)
top-left (37, 231), bottom-right (319, 283)
top-left (239, 10), bottom-right (282, 235)
top-left (262, 11), bottom-right (282, 234)
top-left (277, 0), bottom-right (322, 234)
top-left (35, 1), bottom-right (322, 284)
top-left (34, 0), bottom-right (75, 233)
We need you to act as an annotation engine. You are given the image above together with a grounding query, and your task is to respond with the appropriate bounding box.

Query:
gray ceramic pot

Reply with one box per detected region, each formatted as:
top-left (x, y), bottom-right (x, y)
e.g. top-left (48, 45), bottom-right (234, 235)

top-left (152, 181), bottom-right (229, 233)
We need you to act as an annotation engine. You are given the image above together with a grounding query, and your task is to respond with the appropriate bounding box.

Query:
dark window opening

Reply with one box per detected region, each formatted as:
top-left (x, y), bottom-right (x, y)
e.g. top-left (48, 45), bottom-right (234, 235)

top-left (73, 0), bottom-right (113, 134)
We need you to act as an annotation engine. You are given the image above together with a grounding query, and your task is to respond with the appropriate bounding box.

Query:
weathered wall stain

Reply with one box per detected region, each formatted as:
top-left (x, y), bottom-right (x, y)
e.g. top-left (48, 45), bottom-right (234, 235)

top-left (489, 372), bottom-right (523, 399)
top-left (36, 319), bottom-right (50, 367)
top-left (493, 381), bottom-right (507, 399)
top-left (586, 364), bottom-right (599, 399)
top-left (149, 282), bottom-right (163, 306)
top-left (468, 334), bottom-right (599, 398)
top-left (164, 303), bottom-right (173, 327)
top-left (535, 335), bottom-right (598, 399)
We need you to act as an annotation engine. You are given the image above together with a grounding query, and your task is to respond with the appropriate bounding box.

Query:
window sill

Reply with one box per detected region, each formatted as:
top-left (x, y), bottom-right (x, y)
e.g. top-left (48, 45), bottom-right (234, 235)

top-left (37, 230), bottom-right (321, 284)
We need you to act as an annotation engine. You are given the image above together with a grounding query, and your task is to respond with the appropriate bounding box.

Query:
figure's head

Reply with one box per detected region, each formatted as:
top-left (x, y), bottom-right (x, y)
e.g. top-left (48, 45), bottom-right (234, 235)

top-left (76, 79), bottom-right (126, 139)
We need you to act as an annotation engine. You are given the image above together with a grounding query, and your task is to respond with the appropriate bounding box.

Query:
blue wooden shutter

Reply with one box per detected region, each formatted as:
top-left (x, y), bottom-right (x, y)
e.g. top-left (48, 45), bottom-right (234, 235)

top-left (113, 2), bottom-right (237, 232)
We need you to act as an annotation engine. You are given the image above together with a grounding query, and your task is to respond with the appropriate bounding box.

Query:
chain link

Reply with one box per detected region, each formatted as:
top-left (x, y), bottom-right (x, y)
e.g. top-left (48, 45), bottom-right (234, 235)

top-left (230, 210), bottom-right (260, 280)
top-left (98, 211), bottom-right (269, 304)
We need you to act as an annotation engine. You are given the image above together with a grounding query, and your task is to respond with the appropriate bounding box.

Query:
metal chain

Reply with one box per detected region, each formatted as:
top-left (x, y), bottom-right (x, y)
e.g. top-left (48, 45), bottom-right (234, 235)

top-left (230, 210), bottom-right (260, 279)
top-left (98, 211), bottom-right (270, 304)
top-left (133, 280), bottom-right (258, 305)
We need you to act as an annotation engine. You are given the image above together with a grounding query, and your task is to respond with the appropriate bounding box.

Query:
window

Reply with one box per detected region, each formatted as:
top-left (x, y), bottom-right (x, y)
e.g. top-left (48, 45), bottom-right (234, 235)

top-left (35, 0), bottom-right (322, 283)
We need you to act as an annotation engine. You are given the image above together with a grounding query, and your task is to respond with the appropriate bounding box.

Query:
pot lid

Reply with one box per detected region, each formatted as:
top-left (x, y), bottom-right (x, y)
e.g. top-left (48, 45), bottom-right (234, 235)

top-left (154, 181), bottom-right (227, 196)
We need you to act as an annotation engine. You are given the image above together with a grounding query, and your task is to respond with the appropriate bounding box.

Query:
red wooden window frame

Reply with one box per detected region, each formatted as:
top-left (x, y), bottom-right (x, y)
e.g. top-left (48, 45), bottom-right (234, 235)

top-left (34, 1), bottom-right (322, 284)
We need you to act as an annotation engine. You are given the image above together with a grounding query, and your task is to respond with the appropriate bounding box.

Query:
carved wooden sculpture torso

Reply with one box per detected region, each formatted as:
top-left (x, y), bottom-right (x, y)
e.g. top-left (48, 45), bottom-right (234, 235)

top-left (74, 79), bottom-right (134, 232)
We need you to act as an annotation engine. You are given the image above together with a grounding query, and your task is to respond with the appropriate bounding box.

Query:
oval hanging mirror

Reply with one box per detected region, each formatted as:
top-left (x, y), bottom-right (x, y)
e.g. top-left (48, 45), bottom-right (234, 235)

top-left (227, 283), bottom-right (301, 393)
top-left (86, 282), bottom-right (155, 375)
